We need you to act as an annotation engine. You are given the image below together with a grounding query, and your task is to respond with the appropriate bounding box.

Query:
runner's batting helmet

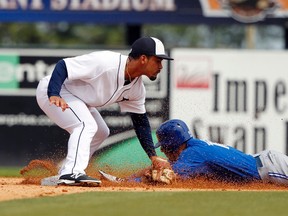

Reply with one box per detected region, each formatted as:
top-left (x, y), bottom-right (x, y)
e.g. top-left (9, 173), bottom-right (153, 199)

top-left (155, 119), bottom-right (193, 151)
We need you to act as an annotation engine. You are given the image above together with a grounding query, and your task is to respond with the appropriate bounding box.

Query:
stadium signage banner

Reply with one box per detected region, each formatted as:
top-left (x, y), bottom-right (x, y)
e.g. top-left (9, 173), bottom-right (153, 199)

top-left (171, 49), bottom-right (288, 154)
top-left (0, 0), bottom-right (287, 24)
top-left (0, 0), bottom-right (176, 11)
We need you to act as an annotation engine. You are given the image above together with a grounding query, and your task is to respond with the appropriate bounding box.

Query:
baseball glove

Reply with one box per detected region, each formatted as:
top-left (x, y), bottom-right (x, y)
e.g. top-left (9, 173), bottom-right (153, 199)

top-left (150, 168), bottom-right (177, 184)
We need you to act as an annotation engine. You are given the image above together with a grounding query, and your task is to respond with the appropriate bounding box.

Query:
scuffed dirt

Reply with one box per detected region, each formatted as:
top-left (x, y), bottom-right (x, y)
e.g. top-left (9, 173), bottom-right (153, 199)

top-left (1, 159), bottom-right (288, 202)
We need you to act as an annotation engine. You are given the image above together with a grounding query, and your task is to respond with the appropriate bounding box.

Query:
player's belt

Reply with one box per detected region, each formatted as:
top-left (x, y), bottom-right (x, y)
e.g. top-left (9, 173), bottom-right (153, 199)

top-left (254, 155), bottom-right (263, 168)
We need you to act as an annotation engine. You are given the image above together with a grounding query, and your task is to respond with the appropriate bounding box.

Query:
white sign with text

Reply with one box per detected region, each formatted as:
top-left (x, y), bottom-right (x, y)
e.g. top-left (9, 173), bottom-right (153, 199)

top-left (171, 49), bottom-right (288, 154)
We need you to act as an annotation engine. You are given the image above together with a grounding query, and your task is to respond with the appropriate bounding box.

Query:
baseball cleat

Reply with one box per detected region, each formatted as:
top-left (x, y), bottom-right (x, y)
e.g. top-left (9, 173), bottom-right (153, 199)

top-left (57, 173), bottom-right (101, 186)
top-left (98, 170), bottom-right (125, 183)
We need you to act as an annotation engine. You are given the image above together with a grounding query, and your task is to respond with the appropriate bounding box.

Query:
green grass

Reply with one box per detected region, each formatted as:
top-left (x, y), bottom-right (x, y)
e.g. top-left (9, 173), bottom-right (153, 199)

top-left (1, 167), bottom-right (288, 216)
top-left (0, 167), bottom-right (21, 177)
top-left (0, 191), bottom-right (288, 216)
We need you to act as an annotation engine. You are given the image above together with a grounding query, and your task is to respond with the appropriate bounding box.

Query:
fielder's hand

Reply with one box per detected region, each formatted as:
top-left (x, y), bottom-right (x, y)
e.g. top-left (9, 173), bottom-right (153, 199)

top-left (49, 96), bottom-right (69, 112)
top-left (151, 156), bottom-right (171, 170)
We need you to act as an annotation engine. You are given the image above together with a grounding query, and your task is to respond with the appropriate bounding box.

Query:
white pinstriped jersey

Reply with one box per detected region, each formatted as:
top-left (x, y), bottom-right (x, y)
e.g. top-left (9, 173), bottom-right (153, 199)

top-left (62, 51), bottom-right (146, 114)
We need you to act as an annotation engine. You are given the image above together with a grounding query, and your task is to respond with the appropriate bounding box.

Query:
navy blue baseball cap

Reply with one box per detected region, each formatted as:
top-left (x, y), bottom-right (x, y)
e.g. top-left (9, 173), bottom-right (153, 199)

top-left (129, 37), bottom-right (174, 60)
top-left (155, 119), bottom-right (193, 151)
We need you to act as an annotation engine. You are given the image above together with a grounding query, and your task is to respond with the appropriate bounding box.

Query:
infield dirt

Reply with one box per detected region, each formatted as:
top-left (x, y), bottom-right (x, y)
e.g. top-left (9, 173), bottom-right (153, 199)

top-left (1, 176), bottom-right (288, 202)
top-left (1, 159), bottom-right (288, 202)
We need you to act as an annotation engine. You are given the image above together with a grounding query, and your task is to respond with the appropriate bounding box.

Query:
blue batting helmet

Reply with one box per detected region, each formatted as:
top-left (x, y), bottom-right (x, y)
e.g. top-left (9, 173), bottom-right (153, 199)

top-left (155, 119), bottom-right (193, 151)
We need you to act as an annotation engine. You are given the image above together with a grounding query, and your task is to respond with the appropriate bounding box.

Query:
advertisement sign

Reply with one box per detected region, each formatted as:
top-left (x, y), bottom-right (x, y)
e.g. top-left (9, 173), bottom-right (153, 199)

top-left (0, 49), bottom-right (169, 166)
top-left (171, 49), bottom-right (288, 154)
top-left (200, 0), bottom-right (288, 23)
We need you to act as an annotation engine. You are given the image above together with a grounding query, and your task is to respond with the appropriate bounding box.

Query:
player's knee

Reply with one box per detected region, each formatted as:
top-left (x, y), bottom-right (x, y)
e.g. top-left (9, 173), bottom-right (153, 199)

top-left (85, 120), bottom-right (98, 136)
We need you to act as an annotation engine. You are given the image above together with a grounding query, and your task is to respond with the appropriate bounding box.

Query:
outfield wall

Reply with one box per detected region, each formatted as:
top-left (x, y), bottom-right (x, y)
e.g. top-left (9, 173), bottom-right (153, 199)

top-left (1, 48), bottom-right (287, 168)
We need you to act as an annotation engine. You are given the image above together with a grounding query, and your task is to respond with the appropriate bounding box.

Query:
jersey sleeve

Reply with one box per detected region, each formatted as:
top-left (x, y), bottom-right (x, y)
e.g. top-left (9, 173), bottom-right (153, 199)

top-left (130, 112), bottom-right (156, 158)
top-left (47, 60), bottom-right (68, 97)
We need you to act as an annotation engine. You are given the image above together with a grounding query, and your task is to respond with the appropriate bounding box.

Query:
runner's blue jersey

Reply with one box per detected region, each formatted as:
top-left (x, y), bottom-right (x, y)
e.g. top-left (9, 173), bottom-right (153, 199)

top-left (172, 138), bottom-right (261, 182)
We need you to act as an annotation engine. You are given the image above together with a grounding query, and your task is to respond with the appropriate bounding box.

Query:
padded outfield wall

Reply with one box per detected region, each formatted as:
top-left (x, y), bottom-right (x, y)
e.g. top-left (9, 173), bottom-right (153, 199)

top-left (1, 48), bottom-right (288, 169)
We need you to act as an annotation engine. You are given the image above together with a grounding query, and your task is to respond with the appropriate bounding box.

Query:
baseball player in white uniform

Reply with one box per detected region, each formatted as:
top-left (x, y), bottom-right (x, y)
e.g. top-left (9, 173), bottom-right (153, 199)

top-left (36, 37), bottom-right (173, 186)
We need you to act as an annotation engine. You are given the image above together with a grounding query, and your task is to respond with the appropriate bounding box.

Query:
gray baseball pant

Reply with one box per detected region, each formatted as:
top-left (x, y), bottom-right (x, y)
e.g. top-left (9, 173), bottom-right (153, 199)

top-left (254, 150), bottom-right (288, 186)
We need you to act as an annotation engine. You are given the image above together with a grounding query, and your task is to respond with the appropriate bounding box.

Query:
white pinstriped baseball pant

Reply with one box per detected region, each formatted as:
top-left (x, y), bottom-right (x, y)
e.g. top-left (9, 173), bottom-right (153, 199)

top-left (36, 78), bottom-right (109, 176)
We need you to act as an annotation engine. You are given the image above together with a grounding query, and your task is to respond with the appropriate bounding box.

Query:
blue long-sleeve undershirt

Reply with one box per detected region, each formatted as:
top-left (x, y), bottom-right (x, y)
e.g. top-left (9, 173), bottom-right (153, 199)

top-left (47, 60), bottom-right (68, 98)
top-left (130, 112), bottom-right (157, 158)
